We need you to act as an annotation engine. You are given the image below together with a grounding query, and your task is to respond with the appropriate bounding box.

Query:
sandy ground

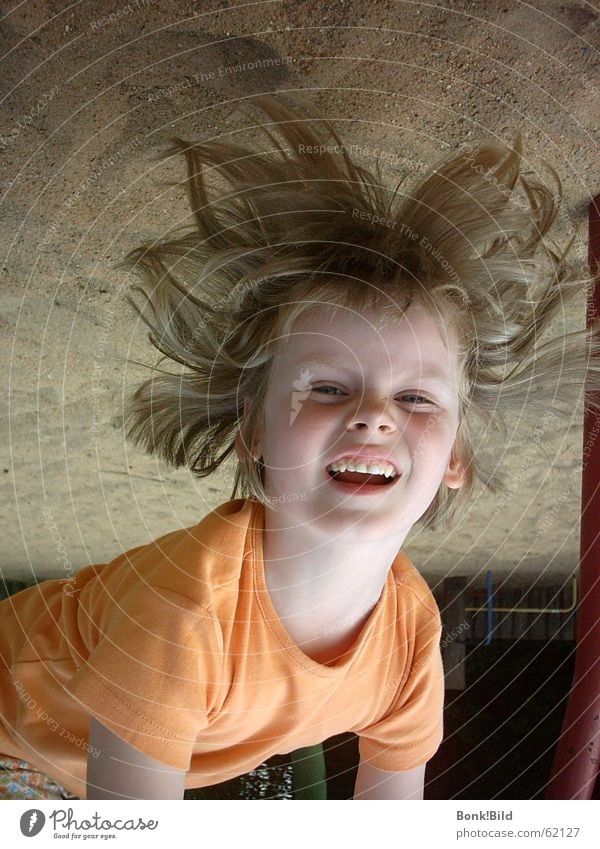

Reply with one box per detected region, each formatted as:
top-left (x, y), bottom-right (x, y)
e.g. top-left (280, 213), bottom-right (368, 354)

top-left (1, 0), bottom-right (599, 590)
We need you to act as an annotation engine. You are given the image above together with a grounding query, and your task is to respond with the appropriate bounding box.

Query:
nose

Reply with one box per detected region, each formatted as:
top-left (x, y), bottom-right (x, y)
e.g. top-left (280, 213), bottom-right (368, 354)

top-left (345, 392), bottom-right (397, 433)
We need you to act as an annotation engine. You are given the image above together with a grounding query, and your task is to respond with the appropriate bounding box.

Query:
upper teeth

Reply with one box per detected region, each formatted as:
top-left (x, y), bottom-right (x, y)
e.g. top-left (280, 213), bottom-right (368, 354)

top-left (326, 460), bottom-right (397, 478)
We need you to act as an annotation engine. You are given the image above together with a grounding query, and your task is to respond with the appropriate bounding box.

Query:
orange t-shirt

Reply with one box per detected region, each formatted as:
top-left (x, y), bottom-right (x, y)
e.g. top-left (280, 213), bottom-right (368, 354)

top-left (0, 498), bottom-right (444, 798)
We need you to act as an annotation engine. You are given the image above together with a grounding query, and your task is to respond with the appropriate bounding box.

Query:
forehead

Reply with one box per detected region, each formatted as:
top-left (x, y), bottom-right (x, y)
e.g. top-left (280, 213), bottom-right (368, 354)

top-left (273, 303), bottom-right (461, 377)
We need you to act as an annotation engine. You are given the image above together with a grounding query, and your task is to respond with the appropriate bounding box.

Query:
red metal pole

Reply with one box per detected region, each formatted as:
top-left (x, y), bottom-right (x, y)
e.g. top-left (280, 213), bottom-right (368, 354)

top-left (546, 195), bottom-right (600, 799)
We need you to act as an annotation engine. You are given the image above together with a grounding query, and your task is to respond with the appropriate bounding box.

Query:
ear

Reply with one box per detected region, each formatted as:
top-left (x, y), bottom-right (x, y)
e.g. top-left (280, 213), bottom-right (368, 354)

top-left (235, 397), bottom-right (261, 462)
top-left (443, 444), bottom-right (465, 490)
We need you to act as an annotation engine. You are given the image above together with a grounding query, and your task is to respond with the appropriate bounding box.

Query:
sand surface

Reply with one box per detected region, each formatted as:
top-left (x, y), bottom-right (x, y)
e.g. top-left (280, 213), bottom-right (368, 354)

top-left (2, 0), bottom-right (599, 591)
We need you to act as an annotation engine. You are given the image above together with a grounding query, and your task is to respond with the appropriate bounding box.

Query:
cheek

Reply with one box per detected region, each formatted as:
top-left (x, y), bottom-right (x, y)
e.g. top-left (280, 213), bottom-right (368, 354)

top-left (269, 404), bottom-right (333, 466)
top-left (261, 402), bottom-right (313, 460)
top-left (406, 417), bottom-right (454, 459)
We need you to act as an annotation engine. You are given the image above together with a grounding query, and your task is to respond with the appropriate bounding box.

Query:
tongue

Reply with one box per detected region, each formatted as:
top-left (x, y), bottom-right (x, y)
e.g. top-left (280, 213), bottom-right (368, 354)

top-left (332, 471), bottom-right (389, 485)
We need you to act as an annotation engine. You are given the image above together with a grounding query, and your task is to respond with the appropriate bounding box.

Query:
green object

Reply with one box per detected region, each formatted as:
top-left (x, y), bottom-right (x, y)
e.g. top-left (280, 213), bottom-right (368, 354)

top-left (289, 743), bottom-right (327, 800)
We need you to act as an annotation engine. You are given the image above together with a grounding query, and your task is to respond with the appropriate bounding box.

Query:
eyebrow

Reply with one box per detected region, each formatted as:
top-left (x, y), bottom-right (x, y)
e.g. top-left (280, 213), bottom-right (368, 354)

top-left (296, 357), bottom-right (455, 388)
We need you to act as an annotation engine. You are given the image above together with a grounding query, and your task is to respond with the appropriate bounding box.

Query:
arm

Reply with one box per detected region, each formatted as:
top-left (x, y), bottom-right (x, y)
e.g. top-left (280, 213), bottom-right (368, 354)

top-left (353, 758), bottom-right (425, 800)
top-left (87, 716), bottom-right (187, 800)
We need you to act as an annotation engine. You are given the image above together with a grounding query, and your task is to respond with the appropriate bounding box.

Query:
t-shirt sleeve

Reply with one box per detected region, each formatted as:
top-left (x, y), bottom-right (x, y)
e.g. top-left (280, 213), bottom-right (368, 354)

top-left (357, 616), bottom-right (444, 772)
top-left (64, 585), bottom-right (222, 771)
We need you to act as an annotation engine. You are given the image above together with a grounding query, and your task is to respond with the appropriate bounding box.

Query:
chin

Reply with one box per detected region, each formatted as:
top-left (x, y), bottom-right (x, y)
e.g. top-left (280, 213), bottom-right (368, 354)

top-left (314, 505), bottom-right (406, 540)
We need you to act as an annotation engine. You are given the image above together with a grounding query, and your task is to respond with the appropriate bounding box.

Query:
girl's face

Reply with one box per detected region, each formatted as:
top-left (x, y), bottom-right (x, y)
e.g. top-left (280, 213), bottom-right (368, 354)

top-left (241, 303), bottom-right (465, 541)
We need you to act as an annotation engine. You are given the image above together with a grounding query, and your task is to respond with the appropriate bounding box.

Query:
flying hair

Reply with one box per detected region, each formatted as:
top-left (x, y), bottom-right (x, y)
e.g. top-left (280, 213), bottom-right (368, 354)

top-left (117, 91), bottom-right (600, 529)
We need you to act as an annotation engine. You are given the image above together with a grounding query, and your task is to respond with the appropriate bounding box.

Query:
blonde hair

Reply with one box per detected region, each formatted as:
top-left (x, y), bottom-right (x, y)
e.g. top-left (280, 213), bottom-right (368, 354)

top-left (118, 92), bottom-right (600, 529)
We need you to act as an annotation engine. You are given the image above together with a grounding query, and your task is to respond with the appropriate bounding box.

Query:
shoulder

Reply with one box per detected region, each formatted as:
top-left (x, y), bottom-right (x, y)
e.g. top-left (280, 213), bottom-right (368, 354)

top-left (389, 550), bottom-right (441, 628)
top-left (84, 498), bottom-right (259, 615)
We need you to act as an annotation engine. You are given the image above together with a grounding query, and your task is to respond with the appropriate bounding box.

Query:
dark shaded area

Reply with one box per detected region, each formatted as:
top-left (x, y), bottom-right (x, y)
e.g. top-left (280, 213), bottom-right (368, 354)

top-left (185, 745), bottom-right (327, 800)
top-left (185, 753), bottom-right (294, 800)
top-left (325, 640), bottom-right (597, 800)
top-left (427, 639), bottom-right (583, 800)
top-left (258, 639), bottom-right (581, 800)
top-left (0, 578), bottom-right (31, 598)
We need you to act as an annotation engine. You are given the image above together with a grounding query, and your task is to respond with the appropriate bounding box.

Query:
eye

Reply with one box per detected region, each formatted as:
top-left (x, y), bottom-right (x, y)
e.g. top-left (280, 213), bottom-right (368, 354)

top-left (312, 384), bottom-right (344, 396)
top-left (400, 394), bottom-right (434, 404)
top-left (312, 386), bottom-right (437, 404)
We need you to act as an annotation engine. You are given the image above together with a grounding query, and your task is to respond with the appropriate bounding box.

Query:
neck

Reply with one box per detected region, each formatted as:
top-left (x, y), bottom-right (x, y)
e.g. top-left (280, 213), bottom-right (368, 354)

top-left (261, 504), bottom-right (410, 615)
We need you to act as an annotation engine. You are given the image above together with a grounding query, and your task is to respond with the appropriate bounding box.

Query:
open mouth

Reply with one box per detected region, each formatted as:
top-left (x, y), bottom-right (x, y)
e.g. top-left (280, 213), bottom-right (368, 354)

top-left (328, 470), bottom-right (395, 486)
top-left (326, 468), bottom-right (400, 494)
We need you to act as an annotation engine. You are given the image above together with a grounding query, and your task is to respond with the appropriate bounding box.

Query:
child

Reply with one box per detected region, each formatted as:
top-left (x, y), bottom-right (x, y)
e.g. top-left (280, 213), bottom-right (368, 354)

top-left (1, 93), bottom-right (598, 801)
